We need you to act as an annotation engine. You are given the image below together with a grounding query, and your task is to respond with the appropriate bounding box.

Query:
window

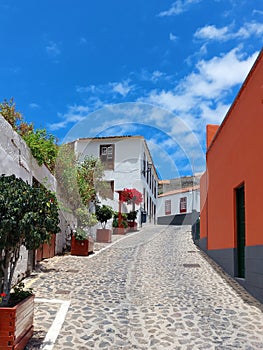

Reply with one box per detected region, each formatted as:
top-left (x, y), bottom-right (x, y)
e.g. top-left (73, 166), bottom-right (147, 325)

top-left (180, 197), bottom-right (187, 213)
top-left (100, 144), bottom-right (115, 170)
top-left (165, 200), bottom-right (171, 215)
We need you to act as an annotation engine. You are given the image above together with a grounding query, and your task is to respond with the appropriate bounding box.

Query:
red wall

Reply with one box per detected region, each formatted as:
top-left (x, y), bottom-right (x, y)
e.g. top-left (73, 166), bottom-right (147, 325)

top-left (203, 50), bottom-right (263, 250)
top-left (206, 125), bottom-right (219, 149)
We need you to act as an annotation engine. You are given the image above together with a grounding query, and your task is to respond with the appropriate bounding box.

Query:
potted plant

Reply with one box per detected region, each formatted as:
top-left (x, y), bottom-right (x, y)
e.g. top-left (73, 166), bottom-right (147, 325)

top-left (112, 212), bottom-right (129, 234)
top-left (127, 210), bottom-right (138, 231)
top-left (0, 174), bottom-right (60, 349)
top-left (95, 205), bottom-right (113, 243)
top-left (119, 188), bottom-right (142, 231)
top-left (71, 207), bottom-right (96, 256)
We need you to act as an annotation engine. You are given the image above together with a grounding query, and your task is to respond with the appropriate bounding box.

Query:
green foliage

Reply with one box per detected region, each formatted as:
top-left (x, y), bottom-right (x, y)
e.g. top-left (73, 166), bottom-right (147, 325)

top-left (95, 205), bottom-right (113, 228)
top-left (127, 210), bottom-right (138, 221)
top-left (0, 98), bottom-right (22, 129)
top-left (74, 227), bottom-right (88, 241)
top-left (77, 156), bottom-right (103, 206)
top-left (75, 207), bottom-right (98, 231)
top-left (0, 174), bottom-right (60, 250)
top-left (112, 211), bottom-right (128, 228)
top-left (0, 174), bottom-right (60, 304)
top-left (56, 148), bottom-right (107, 212)
top-left (22, 129), bottom-right (58, 171)
top-left (8, 282), bottom-right (33, 307)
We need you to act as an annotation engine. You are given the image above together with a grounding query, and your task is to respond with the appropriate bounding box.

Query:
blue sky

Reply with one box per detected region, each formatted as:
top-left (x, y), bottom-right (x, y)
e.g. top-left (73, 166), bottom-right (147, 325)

top-left (0, 0), bottom-right (262, 179)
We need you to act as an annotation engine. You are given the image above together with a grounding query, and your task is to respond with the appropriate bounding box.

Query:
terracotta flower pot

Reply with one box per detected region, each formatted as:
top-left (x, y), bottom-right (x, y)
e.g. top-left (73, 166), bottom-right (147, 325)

top-left (0, 294), bottom-right (34, 350)
top-left (71, 236), bottom-right (94, 256)
top-left (96, 229), bottom-right (112, 243)
top-left (128, 221), bottom-right (138, 231)
top-left (113, 227), bottom-right (128, 235)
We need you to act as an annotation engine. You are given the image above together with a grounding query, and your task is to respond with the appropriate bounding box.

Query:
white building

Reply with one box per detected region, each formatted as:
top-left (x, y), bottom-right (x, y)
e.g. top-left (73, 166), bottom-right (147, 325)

top-left (157, 185), bottom-right (200, 225)
top-left (71, 136), bottom-right (159, 224)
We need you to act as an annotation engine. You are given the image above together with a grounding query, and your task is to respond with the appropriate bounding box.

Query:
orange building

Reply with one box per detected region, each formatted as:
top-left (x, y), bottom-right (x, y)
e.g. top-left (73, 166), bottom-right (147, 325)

top-left (200, 49), bottom-right (263, 303)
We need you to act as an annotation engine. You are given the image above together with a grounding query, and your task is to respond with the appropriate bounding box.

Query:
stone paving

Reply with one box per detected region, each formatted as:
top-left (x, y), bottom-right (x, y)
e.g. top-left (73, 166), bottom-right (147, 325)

top-left (25, 225), bottom-right (263, 349)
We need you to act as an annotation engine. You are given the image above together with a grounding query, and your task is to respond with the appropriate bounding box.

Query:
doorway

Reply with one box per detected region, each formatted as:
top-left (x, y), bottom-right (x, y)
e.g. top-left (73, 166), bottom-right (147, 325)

top-left (236, 184), bottom-right (246, 278)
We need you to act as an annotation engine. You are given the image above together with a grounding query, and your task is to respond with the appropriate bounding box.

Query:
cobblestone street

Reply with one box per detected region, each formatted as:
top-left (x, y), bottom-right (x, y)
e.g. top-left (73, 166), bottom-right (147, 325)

top-left (26, 225), bottom-right (263, 349)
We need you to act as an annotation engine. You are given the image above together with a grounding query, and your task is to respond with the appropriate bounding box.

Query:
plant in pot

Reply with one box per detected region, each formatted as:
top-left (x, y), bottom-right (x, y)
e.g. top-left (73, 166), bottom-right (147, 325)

top-left (112, 212), bottom-right (129, 234)
top-left (71, 207), bottom-right (97, 256)
top-left (95, 205), bottom-right (113, 243)
top-left (127, 210), bottom-right (138, 231)
top-left (0, 174), bottom-right (60, 349)
top-left (119, 188), bottom-right (142, 232)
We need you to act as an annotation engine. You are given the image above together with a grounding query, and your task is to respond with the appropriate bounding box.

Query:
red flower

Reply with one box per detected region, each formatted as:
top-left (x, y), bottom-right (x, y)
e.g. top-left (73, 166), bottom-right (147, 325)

top-left (120, 188), bottom-right (143, 205)
top-left (0, 292), bottom-right (6, 297)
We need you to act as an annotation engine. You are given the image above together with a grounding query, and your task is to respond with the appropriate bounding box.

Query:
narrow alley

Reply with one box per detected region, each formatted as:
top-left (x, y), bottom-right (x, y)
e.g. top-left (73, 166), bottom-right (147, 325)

top-left (26, 226), bottom-right (263, 350)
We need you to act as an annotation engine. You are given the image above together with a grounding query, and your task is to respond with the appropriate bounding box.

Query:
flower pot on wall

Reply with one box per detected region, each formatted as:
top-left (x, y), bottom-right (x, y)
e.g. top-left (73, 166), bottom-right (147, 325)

top-left (71, 236), bottom-right (93, 256)
top-left (96, 229), bottom-right (112, 243)
top-left (0, 294), bottom-right (34, 350)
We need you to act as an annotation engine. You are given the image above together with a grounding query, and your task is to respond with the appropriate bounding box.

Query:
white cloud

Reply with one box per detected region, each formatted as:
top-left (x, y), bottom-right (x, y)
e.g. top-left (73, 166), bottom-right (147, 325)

top-left (169, 32), bottom-right (178, 42)
top-left (49, 105), bottom-right (90, 130)
top-left (194, 21), bottom-right (263, 42)
top-left (194, 25), bottom-right (229, 41)
top-left (76, 85), bottom-right (101, 93)
top-left (145, 89), bottom-right (196, 113)
top-left (253, 9), bottom-right (263, 16)
top-left (158, 0), bottom-right (201, 17)
top-left (46, 41), bottom-right (60, 57)
top-left (142, 48), bottom-right (259, 132)
top-left (137, 69), bottom-right (169, 83)
top-left (236, 22), bottom-right (263, 39)
top-left (110, 80), bottom-right (134, 97)
top-left (183, 49), bottom-right (259, 99)
top-left (76, 80), bottom-right (134, 98)
top-left (151, 70), bottom-right (165, 81)
top-left (79, 37), bottom-right (87, 45)
top-left (29, 103), bottom-right (40, 109)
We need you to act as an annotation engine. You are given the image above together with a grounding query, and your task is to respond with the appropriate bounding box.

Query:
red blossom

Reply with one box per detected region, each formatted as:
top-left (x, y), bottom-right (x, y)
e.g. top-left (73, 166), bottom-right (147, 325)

top-left (0, 292), bottom-right (6, 297)
top-left (120, 188), bottom-right (143, 205)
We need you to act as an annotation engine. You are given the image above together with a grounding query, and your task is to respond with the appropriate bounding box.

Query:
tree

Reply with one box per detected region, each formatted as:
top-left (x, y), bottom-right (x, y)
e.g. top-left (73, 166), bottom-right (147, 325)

top-left (95, 205), bottom-right (113, 229)
top-left (0, 174), bottom-right (60, 306)
top-left (55, 146), bottom-right (110, 238)
top-left (55, 144), bottom-right (80, 211)
top-left (77, 156), bottom-right (108, 206)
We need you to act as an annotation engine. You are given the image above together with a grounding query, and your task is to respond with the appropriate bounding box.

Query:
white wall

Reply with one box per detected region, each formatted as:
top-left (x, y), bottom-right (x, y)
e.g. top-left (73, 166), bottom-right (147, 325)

top-left (74, 137), bottom-right (158, 222)
top-left (157, 189), bottom-right (200, 218)
top-left (0, 115), bottom-right (66, 282)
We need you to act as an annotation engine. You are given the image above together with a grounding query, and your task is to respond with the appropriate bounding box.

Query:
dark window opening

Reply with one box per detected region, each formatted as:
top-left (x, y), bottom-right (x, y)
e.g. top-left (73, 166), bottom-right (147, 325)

top-left (100, 144), bottom-right (115, 170)
top-left (235, 184), bottom-right (246, 278)
top-left (180, 197), bottom-right (187, 213)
